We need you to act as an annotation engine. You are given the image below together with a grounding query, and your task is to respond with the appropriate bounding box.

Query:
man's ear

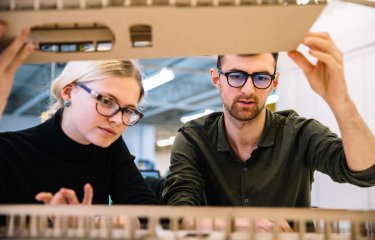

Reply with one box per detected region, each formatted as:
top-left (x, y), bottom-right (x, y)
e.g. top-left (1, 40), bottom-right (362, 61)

top-left (210, 68), bottom-right (221, 90)
top-left (61, 83), bottom-right (74, 101)
top-left (271, 72), bottom-right (280, 91)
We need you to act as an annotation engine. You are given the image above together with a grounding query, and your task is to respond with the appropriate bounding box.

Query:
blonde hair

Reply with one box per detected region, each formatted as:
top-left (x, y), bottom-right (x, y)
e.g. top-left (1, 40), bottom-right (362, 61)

top-left (43, 60), bottom-right (144, 121)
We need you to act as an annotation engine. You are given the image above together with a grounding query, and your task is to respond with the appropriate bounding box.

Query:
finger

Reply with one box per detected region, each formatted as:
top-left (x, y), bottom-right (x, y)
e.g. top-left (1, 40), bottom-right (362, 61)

top-left (0, 28), bottom-right (31, 72)
top-left (278, 219), bottom-right (294, 232)
top-left (35, 192), bottom-right (53, 204)
top-left (303, 35), bottom-right (342, 65)
top-left (309, 49), bottom-right (340, 71)
top-left (7, 42), bottom-right (34, 77)
top-left (305, 32), bottom-right (331, 39)
top-left (50, 191), bottom-right (69, 205)
top-left (0, 22), bottom-right (6, 40)
top-left (59, 188), bottom-right (80, 204)
top-left (82, 183), bottom-right (93, 205)
top-left (287, 51), bottom-right (314, 76)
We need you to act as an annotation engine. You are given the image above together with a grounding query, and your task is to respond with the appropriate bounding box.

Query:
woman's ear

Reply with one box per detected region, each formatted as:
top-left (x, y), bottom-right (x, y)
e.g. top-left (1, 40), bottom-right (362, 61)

top-left (61, 83), bottom-right (74, 101)
top-left (210, 68), bottom-right (221, 91)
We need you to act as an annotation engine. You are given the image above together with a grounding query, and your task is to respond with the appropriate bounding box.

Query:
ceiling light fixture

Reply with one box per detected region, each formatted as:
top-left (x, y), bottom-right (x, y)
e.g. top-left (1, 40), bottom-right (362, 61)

top-left (157, 136), bottom-right (176, 147)
top-left (180, 109), bottom-right (214, 123)
top-left (143, 68), bottom-right (175, 91)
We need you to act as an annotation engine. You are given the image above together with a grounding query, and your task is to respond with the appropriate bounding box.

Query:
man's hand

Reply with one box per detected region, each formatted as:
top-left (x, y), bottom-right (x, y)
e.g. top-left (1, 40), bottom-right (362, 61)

top-left (288, 32), bottom-right (349, 110)
top-left (35, 183), bottom-right (94, 205)
top-left (0, 21), bottom-right (34, 118)
top-left (289, 32), bottom-right (375, 172)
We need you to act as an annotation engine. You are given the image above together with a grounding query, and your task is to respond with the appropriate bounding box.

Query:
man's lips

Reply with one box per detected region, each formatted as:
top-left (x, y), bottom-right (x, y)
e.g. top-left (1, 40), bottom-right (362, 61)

top-left (237, 99), bottom-right (256, 105)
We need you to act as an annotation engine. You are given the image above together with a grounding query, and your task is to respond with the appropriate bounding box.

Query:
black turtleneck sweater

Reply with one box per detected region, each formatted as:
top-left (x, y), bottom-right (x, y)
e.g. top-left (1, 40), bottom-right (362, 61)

top-left (0, 110), bottom-right (159, 205)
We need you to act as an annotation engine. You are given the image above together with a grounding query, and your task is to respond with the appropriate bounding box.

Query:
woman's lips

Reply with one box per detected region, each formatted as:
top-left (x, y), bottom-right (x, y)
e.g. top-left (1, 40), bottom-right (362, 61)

top-left (99, 127), bottom-right (116, 135)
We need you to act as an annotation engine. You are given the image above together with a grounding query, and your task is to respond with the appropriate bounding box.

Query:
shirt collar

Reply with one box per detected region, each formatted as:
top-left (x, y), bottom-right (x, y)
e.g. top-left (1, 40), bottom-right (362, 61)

top-left (216, 108), bottom-right (276, 152)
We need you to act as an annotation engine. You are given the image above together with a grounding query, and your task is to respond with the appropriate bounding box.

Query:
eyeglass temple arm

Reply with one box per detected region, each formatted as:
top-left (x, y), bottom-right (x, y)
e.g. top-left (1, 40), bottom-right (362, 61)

top-left (78, 83), bottom-right (99, 98)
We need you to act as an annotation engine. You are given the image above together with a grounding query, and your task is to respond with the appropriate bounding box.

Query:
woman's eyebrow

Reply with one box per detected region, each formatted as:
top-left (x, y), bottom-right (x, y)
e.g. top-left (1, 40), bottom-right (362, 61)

top-left (100, 92), bottom-right (137, 109)
top-left (97, 90), bottom-right (119, 102)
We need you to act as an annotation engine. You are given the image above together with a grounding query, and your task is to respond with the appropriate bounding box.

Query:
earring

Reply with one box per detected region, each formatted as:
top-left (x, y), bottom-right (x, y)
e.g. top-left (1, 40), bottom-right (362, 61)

top-left (63, 100), bottom-right (71, 108)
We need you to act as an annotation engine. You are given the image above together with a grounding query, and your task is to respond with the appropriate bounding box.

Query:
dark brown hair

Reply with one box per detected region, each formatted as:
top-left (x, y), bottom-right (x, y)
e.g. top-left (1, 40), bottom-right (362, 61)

top-left (217, 53), bottom-right (279, 73)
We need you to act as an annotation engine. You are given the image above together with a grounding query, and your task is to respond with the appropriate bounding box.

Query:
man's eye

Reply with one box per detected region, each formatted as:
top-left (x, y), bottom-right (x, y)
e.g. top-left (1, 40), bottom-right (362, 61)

top-left (229, 73), bottom-right (246, 80)
top-left (254, 74), bottom-right (271, 81)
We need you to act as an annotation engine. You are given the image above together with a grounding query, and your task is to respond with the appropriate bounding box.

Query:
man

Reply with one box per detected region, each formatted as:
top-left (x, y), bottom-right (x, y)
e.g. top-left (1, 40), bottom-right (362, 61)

top-left (163, 32), bottom-right (375, 208)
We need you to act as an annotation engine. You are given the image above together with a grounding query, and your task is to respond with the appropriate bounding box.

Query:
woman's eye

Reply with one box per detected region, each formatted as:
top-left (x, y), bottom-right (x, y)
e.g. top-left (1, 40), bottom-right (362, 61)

top-left (100, 98), bottom-right (115, 106)
top-left (124, 108), bottom-right (135, 114)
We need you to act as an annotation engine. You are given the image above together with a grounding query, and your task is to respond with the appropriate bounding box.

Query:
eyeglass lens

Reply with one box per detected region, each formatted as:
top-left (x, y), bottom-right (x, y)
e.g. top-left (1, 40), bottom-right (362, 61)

top-left (227, 72), bottom-right (273, 89)
top-left (96, 97), bottom-right (140, 125)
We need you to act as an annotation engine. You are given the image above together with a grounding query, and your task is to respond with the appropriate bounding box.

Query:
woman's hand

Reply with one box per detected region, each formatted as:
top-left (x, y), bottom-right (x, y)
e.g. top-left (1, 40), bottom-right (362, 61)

top-left (35, 183), bottom-right (94, 205)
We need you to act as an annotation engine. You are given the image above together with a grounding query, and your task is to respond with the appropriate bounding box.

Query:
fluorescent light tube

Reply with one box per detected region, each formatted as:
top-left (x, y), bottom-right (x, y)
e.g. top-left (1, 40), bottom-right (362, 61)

top-left (143, 68), bottom-right (175, 91)
top-left (157, 136), bottom-right (176, 147)
top-left (180, 109), bottom-right (214, 123)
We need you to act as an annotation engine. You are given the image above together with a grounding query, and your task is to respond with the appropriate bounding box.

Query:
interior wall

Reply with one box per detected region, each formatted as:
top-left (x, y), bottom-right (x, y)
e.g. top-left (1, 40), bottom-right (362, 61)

top-left (122, 124), bottom-right (156, 166)
top-left (276, 45), bottom-right (375, 210)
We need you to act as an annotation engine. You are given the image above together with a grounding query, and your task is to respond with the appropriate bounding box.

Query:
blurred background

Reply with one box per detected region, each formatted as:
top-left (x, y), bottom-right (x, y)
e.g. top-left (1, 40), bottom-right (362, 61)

top-left (1, 0), bottom-right (374, 210)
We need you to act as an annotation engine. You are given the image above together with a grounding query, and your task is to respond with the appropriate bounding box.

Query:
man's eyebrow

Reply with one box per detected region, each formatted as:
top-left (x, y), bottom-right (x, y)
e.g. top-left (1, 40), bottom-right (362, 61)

top-left (227, 68), bottom-right (273, 75)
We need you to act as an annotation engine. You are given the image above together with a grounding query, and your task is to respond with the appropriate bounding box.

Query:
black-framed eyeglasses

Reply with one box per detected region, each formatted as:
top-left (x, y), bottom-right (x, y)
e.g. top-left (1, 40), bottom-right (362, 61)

top-left (78, 83), bottom-right (143, 126)
top-left (218, 70), bottom-right (275, 89)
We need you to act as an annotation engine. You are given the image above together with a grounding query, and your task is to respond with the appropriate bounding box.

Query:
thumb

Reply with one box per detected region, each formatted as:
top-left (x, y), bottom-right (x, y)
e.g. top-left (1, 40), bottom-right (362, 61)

top-left (82, 183), bottom-right (93, 205)
top-left (287, 51), bottom-right (314, 76)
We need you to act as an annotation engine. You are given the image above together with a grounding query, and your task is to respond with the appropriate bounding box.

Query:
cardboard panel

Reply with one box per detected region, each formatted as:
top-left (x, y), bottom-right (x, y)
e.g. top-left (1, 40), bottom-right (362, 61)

top-left (0, 1), bottom-right (327, 63)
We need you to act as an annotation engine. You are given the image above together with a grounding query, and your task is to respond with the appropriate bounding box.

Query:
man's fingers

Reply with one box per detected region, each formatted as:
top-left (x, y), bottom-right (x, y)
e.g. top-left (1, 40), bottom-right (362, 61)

top-left (82, 183), bottom-right (93, 205)
top-left (308, 49), bottom-right (340, 71)
top-left (35, 192), bottom-right (53, 204)
top-left (303, 33), bottom-right (343, 65)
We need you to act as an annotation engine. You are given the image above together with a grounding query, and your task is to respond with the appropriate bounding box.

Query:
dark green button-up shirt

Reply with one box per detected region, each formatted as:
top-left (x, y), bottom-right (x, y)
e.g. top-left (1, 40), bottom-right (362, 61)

top-left (163, 109), bottom-right (375, 207)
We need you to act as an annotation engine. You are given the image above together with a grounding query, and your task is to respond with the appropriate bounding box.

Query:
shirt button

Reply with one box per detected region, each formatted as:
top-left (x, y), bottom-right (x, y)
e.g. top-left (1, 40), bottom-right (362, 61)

top-left (243, 167), bottom-right (248, 172)
top-left (243, 198), bottom-right (249, 203)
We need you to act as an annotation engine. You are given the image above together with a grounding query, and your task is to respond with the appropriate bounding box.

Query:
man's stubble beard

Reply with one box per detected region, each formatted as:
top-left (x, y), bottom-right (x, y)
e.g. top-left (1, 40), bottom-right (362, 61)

top-left (224, 94), bottom-right (266, 127)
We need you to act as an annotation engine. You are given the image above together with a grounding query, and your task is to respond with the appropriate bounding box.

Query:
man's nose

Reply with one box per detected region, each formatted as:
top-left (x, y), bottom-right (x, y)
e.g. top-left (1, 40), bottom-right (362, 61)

top-left (240, 78), bottom-right (256, 94)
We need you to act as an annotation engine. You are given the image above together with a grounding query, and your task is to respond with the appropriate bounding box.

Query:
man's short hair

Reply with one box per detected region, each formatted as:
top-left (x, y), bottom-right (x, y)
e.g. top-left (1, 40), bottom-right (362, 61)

top-left (217, 53), bottom-right (279, 73)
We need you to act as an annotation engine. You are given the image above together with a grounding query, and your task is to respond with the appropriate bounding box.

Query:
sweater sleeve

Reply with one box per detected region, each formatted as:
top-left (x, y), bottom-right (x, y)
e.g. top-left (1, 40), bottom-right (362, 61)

top-left (109, 137), bottom-right (160, 205)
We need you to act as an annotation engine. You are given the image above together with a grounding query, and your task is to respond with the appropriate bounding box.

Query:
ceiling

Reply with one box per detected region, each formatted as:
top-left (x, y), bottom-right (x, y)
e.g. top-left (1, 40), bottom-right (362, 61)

top-left (4, 0), bottom-right (375, 140)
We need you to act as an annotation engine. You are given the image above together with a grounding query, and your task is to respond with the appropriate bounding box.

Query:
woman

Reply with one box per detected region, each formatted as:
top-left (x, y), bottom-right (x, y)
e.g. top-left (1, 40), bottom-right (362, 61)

top-left (0, 23), bottom-right (159, 206)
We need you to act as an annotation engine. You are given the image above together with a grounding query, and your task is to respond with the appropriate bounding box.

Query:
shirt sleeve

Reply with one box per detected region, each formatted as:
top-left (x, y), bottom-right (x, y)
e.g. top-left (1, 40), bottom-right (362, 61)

top-left (162, 129), bottom-right (205, 206)
top-left (295, 118), bottom-right (375, 187)
top-left (109, 137), bottom-right (160, 205)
